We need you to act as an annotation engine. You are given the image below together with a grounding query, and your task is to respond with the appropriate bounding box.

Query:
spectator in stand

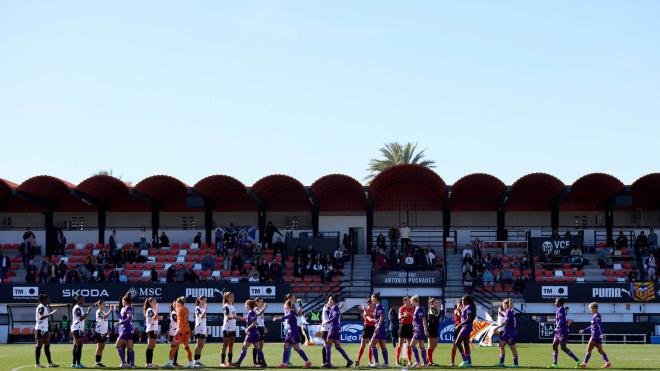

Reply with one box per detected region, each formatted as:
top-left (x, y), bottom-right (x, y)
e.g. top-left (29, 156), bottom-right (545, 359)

top-left (635, 231), bottom-right (648, 276)
top-left (56, 261), bottom-right (65, 283)
top-left (463, 261), bottom-right (473, 280)
top-left (376, 233), bottom-right (386, 250)
top-left (257, 259), bottom-right (269, 280)
top-left (649, 228), bottom-right (658, 252)
top-left (201, 252), bottom-right (215, 271)
top-left (193, 231), bottom-right (202, 246)
top-left (342, 233), bottom-right (352, 252)
top-left (272, 237), bottom-right (285, 256)
top-left (185, 267), bottom-right (198, 283)
top-left (150, 267), bottom-right (159, 282)
top-left (321, 265), bottom-right (333, 283)
top-left (501, 267), bottom-right (513, 285)
top-left (570, 246), bottom-right (583, 264)
top-left (646, 254), bottom-right (657, 281)
top-left (97, 249), bottom-right (107, 267)
top-left (230, 251), bottom-right (243, 272)
top-left (615, 231), bottom-right (628, 250)
top-left (56, 228), bottom-right (66, 256)
top-left (471, 238), bottom-right (483, 261)
top-left (425, 248), bottom-right (436, 270)
top-left (513, 277), bottom-right (525, 297)
top-left (263, 221), bottom-right (282, 249)
top-left (139, 226), bottom-right (147, 249)
top-left (22, 227), bottom-right (36, 266)
top-left (404, 252), bottom-right (415, 270)
top-left (388, 225), bottom-right (400, 250)
top-left (374, 251), bottom-right (387, 271)
top-left (564, 230), bottom-right (573, 239)
top-left (551, 229), bottom-right (560, 239)
top-left (248, 264), bottom-right (260, 281)
top-left (399, 223), bottom-right (411, 247)
top-left (159, 231), bottom-right (170, 247)
top-left (175, 265), bottom-right (186, 282)
top-left (108, 230), bottom-right (118, 257)
top-left (118, 270), bottom-right (128, 283)
top-left (270, 260), bottom-right (282, 281)
top-left (214, 226), bottom-right (223, 247)
top-left (628, 268), bottom-right (638, 282)
top-left (38, 256), bottom-right (49, 283)
top-left (0, 251), bottom-right (10, 283)
top-left (25, 259), bottom-right (37, 282)
top-left (166, 264), bottom-right (176, 283)
top-left (482, 269), bottom-right (494, 286)
top-left (312, 257), bottom-right (323, 276)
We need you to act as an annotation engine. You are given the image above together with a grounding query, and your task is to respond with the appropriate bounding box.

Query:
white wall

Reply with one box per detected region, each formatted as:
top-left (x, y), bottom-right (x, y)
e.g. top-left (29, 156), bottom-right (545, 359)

top-left (374, 211), bottom-right (442, 227)
top-left (0, 230), bottom-right (46, 245)
top-left (451, 212), bottom-right (496, 227)
top-left (506, 211), bottom-right (550, 227)
top-left (0, 212), bottom-right (44, 228)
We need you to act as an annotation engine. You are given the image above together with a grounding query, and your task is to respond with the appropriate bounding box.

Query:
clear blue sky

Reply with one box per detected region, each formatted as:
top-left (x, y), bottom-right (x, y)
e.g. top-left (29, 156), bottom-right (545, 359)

top-left (1, 1), bottom-right (658, 187)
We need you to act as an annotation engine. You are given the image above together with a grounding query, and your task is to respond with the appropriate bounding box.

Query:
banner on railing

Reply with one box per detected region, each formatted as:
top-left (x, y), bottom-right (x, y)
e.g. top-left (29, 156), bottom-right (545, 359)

top-left (529, 237), bottom-right (583, 257)
top-left (305, 322), bottom-right (364, 344)
top-left (1, 282), bottom-right (291, 304)
top-left (524, 282), bottom-right (659, 303)
top-left (373, 270), bottom-right (443, 286)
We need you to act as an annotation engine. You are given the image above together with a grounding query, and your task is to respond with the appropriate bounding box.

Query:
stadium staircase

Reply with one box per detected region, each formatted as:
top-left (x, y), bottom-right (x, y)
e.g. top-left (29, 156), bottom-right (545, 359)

top-left (347, 255), bottom-right (373, 299)
top-left (444, 248), bottom-right (465, 299)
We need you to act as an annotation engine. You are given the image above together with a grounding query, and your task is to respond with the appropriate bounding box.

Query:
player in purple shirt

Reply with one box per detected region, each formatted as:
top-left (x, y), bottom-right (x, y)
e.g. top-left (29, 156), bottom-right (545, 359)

top-left (549, 298), bottom-right (580, 368)
top-left (368, 292), bottom-right (389, 368)
top-left (233, 299), bottom-right (266, 368)
top-left (114, 292), bottom-right (135, 368)
top-left (578, 302), bottom-right (611, 369)
top-left (495, 298), bottom-right (519, 367)
top-left (273, 299), bottom-right (312, 368)
top-left (409, 295), bottom-right (428, 367)
top-left (454, 295), bottom-right (476, 368)
top-left (321, 294), bottom-right (353, 368)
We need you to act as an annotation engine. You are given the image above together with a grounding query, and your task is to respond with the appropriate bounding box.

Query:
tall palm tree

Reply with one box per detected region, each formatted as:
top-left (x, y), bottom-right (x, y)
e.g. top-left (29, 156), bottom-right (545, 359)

top-left (365, 142), bottom-right (436, 181)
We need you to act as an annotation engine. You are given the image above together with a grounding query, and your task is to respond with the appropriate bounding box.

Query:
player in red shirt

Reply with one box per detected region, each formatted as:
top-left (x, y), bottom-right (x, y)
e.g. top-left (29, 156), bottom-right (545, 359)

top-left (450, 302), bottom-right (463, 367)
top-left (396, 297), bottom-right (414, 366)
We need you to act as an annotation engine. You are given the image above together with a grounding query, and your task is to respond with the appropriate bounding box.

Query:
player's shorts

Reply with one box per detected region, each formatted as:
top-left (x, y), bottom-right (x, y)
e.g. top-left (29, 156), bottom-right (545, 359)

top-left (245, 332), bottom-right (260, 344)
top-left (362, 325), bottom-right (375, 340)
top-left (456, 326), bottom-right (472, 340)
top-left (258, 327), bottom-right (265, 342)
top-left (372, 326), bottom-right (387, 341)
top-left (93, 332), bottom-right (107, 344)
top-left (71, 330), bottom-right (83, 339)
top-left (35, 330), bottom-right (49, 340)
top-left (285, 330), bottom-right (301, 344)
top-left (298, 328), bottom-right (305, 344)
top-left (147, 331), bottom-right (158, 339)
top-left (554, 331), bottom-right (569, 344)
top-left (500, 331), bottom-right (516, 345)
top-left (589, 335), bottom-right (602, 345)
top-left (412, 330), bottom-right (427, 341)
top-left (327, 326), bottom-right (341, 341)
top-left (399, 324), bottom-right (414, 339)
top-left (428, 325), bottom-right (439, 338)
top-left (453, 326), bottom-right (460, 340)
top-left (195, 333), bottom-right (207, 339)
top-left (223, 330), bottom-right (236, 338)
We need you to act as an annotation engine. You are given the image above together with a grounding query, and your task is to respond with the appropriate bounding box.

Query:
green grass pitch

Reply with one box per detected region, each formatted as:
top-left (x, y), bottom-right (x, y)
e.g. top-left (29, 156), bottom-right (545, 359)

top-left (1, 343), bottom-right (658, 370)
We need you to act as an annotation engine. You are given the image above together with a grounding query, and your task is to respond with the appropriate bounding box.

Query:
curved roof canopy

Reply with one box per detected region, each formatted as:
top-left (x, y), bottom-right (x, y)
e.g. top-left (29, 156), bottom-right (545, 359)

top-left (507, 173), bottom-right (565, 211)
top-left (311, 174), bottom-right (366, 212)
top-left (77, 175), bottom-right (147, 211)
top-left (369, 165), bottom-right (445, 211)
top-left (133, 175), bottom-right (192, 211)
top-left (193, 175), bottom-right (256, 212)
top-left (451, 173), bottom-right (506, 211)
top-left (16, 176), bottom-right (93, 212)
top-left (560, 173), bottom-right (624, 211)
top-left (631, 173), bottom-right (660, 209)
top-left (252, 175), bottom-right (310, 212)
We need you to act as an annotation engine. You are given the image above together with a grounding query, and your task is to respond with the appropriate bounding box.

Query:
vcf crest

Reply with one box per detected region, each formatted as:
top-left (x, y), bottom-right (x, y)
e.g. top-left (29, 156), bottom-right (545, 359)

top-left (632, 282), bottom-right (656, 302)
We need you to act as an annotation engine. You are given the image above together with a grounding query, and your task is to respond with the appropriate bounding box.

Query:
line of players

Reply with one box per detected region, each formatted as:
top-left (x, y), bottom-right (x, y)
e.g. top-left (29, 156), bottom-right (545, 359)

top-left (33, 292), bottom-right (612, 369)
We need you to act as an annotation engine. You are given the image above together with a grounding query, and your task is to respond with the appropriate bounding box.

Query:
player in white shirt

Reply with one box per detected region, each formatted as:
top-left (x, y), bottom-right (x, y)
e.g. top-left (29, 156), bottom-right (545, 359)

top-left (221, 292), bottom-right (244, 366)
top-left (93, 299), bottom-right (114, 368)
top-left (143, 297), bottom-right (159, 368)
top-left (254, 298), bottom-right (268, 367)
top-left (193, 296), bottom-right (208, 368)
top-left (71, 295), bottom-right (93, 368)
top-left (35, 294), bottom-right (58, 368)
top-left (168, 301), bottom-right (180, 367)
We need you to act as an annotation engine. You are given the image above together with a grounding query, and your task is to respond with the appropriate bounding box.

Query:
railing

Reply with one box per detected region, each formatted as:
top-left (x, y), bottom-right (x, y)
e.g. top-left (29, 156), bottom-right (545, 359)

top-left (569, 333), bottom-right (646, 344)
top-left (372, 228), bottom-right (445, 250)
top-left (594, 230), bottom-right (635, 248)
top-left (301, 280), bottom-right (351, 313)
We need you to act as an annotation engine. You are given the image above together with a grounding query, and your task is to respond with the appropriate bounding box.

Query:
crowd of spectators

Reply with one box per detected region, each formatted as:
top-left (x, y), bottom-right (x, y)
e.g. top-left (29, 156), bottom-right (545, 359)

top-left (462, 240), bottom-right (529, 296)
top-left (291, 243), bottom-right (347, 283)
top-left (371, 224), bottom-right (443, 273)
